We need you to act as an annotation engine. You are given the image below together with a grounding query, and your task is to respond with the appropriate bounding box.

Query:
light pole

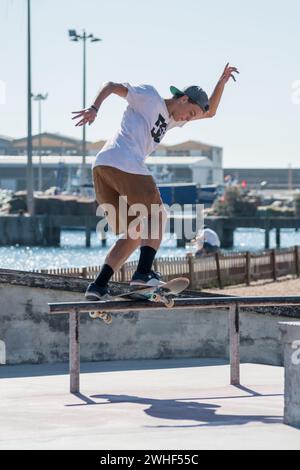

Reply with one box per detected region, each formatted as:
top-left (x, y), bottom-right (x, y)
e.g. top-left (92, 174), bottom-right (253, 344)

top-left (27, 0), bottom-right (34, 215)
top-left (68, 29), bottom-right (101, 189)
top-left (33, 93), bottom-right (48, 192)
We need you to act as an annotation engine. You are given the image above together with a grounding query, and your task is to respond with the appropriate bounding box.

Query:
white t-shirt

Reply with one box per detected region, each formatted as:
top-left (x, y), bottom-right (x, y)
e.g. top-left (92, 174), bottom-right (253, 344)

top-left (93, 83), bottom-right (187, 175)
top-left (196, 228), bottom-right (221, 250)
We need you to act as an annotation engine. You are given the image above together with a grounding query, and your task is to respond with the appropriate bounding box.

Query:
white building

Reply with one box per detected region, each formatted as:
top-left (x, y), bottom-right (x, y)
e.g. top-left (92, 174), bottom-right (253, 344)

top-left (146, 156), bottom-right (216, 185)
top-left (150, 140), bottom-right (223, 185)
top-left (0, 140), bottom-right (223, 191)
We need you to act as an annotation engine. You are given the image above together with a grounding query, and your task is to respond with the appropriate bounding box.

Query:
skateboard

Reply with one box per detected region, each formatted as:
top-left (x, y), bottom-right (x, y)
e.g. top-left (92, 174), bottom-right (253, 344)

top-left (89, 277), bottom-right (190, 324)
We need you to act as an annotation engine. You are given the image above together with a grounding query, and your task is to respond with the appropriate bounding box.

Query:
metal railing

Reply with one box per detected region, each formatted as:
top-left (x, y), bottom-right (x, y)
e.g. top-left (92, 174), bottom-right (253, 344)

top-left (49, 294), bottom-right (300, 394)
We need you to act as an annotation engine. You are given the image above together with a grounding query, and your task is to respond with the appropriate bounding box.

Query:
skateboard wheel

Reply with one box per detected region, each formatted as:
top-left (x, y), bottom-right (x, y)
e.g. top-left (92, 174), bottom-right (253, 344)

top-left (165, 298), bottom-right (174, 308)
top-left (98, 312), bottom-right (112, 325)
top-left (103, 314), bottom-right (112, 325)
top-left (89, 311), bottom-right (98, 319)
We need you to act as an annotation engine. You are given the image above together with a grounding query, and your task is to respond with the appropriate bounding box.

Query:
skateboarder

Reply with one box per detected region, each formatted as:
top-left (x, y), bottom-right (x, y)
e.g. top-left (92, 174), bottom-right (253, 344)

top-left (72, 63), bottom-right (239, 300)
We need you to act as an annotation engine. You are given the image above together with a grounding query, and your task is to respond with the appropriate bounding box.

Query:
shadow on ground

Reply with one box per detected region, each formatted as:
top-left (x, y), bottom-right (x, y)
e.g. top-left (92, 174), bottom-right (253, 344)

top-left (68, 390), bottom-right (283, 428)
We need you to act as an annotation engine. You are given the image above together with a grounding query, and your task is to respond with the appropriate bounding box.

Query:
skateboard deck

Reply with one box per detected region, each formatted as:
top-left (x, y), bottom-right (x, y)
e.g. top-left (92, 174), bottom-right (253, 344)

top-left (89, 277), bottom-right (190, 324)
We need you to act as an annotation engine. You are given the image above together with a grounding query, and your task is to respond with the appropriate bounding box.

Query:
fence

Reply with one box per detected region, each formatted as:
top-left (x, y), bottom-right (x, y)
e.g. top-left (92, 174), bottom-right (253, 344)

top-left (37, 246), bottom-right (300, 290)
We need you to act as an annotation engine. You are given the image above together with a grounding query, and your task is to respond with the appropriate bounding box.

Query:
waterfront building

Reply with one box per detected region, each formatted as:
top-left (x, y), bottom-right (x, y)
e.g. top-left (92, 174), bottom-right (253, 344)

top-left (0, 138), bottom-right (224, 191)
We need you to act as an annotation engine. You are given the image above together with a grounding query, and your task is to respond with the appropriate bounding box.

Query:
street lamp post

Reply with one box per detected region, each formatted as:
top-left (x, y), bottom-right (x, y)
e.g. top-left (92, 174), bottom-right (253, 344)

top-left (68, 29), bottom-right (101, 190)
top-left (27, 0), bottom-right (34, 215)
top-left (33, 93), bottom-right (48, 192)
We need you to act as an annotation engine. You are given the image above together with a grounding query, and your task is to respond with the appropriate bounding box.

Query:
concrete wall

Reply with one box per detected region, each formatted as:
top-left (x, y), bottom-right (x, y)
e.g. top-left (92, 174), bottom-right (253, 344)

top-left (0, 280), bottom-right (294, 366)
top-left (279, 322), bottom-right (300, 428)
top-left (0, 216), bottom-right (60, 246)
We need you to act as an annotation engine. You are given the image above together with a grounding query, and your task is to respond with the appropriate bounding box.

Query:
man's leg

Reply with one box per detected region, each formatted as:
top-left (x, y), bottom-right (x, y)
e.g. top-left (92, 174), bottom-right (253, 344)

top-left (86, 166), bottom-right (129, 300)
top-left (94, 203), bottom-right (167, 289)
top-left (131, 203), bottom-right (168, 286)
top-left (86, 230), bottom-right (141, 300)
top-left (94, 200), bottom-right (143, 282)
top-left (110, 170), bottom-right (166, 283)
top-left (87, 167), bottom-right (166, 298)
top-left (95, 233), bottom-right (141, 285)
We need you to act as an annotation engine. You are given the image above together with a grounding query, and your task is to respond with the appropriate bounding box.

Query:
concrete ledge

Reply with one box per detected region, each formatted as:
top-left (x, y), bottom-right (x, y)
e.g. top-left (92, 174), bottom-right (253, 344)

top-left (279, 322), bottom-right (300, 428)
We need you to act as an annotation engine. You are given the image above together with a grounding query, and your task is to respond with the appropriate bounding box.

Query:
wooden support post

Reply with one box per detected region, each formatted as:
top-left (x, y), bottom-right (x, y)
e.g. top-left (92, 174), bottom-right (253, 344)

top-left (69, 310), bottom-right (80, 394)
top-left (271, 249), bottom-right (277, 281)
top-left (294, 246), bottom-right (300, 278)
top-left (215, 252), bottom-right (223, 289)
top-left (245, 251), bottom-right (251, 286)
top-left (265, 229), bottom-right (270, 250)
top-left (85, 227), bottom-right (91, 248)
top-left (187, 254), bottom-right (195, 289)
top-left (276, 228), bottom-right (281, 248)
top-left (229, 303), bottom-right (240, 386)
top-left (81, 267), bottom-right (87, 278)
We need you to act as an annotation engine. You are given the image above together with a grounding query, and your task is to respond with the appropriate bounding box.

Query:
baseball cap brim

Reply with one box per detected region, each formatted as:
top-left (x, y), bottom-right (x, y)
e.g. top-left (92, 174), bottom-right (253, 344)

top-left (170, 86), bottom-right (184, 96)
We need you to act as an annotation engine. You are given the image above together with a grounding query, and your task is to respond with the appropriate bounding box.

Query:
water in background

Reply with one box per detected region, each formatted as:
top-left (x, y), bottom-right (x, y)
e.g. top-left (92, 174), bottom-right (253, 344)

top-left (0, 228), bottom-right (300, 272)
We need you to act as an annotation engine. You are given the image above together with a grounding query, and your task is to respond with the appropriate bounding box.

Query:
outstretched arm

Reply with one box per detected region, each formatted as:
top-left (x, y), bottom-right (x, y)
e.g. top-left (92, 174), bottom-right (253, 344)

top-left (93, 82), bottom-right (128, 109)
top-left (72, 82), bottom-right (128, 127)
top-left (206, 63), bottom-right (239, 118)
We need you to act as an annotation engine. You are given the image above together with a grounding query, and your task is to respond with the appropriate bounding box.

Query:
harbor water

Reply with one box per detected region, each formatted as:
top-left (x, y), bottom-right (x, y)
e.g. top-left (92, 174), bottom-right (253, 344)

top-left (0, 228), bottom-right (300, 272)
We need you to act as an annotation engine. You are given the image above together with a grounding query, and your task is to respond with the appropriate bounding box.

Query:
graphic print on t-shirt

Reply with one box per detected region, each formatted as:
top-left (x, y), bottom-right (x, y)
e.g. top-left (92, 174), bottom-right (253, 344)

top-left (93, 84), bottom-right (187, 175)
top-left (151, 114), bottom-right (167, 143)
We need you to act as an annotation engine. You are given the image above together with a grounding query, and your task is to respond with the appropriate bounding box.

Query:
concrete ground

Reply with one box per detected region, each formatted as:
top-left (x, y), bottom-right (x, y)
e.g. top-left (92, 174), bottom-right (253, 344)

top-left (0, 358), bottom-right (300, 450)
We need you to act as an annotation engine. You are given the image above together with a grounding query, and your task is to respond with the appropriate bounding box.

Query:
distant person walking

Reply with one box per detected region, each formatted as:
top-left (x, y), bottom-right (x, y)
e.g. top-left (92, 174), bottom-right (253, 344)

top-left (72, 64), bottom-right (239, 300)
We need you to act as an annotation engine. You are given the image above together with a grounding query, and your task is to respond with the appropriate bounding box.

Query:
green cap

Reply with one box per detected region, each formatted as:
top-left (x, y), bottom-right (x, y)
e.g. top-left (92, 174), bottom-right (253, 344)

top-left (170, 85), bottom-right (210, 112)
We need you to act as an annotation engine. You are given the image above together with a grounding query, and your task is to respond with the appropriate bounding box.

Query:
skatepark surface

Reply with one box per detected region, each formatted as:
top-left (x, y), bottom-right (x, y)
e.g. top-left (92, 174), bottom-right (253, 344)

top-left (1, 358), bottom-right (300, 450)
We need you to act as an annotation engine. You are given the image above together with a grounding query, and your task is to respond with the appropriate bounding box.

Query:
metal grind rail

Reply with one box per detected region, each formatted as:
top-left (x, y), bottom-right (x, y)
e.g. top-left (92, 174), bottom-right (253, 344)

top-left (48, 295), bottom-right (300, 393)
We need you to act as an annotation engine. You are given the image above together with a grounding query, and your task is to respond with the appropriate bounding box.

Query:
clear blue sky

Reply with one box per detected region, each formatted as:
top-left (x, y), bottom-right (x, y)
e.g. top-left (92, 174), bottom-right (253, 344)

top-left (0, 0), bottom-right (300, 168)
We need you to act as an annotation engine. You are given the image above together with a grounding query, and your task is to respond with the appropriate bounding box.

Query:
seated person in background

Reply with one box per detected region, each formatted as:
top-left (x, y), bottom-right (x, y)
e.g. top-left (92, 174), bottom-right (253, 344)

top-left (193, 227), bottom-right (221, 257)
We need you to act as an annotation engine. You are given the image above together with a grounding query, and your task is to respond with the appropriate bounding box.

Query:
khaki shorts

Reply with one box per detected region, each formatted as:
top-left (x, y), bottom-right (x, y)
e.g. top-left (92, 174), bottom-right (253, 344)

top-left (93, 165), bottom-right (164, 235)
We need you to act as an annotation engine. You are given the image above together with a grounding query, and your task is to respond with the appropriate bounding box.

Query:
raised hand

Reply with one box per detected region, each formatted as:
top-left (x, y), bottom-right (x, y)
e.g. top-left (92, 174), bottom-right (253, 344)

top-left (220, 63), bottom-right (240, 84)
top-left (71, 107), bottom-right (98, 127)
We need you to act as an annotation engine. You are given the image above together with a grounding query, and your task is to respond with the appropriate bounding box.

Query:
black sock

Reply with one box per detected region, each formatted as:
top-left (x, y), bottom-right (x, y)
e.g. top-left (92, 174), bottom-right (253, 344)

top-left (94, 264), bottom-right (114, 287)
top-left (136, 246), bottom-right (157, 274)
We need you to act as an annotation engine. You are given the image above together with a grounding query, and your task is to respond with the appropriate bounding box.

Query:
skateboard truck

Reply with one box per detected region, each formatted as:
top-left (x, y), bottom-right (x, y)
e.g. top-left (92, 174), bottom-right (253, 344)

top-left (150, 289), bottom-right (175, 308)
